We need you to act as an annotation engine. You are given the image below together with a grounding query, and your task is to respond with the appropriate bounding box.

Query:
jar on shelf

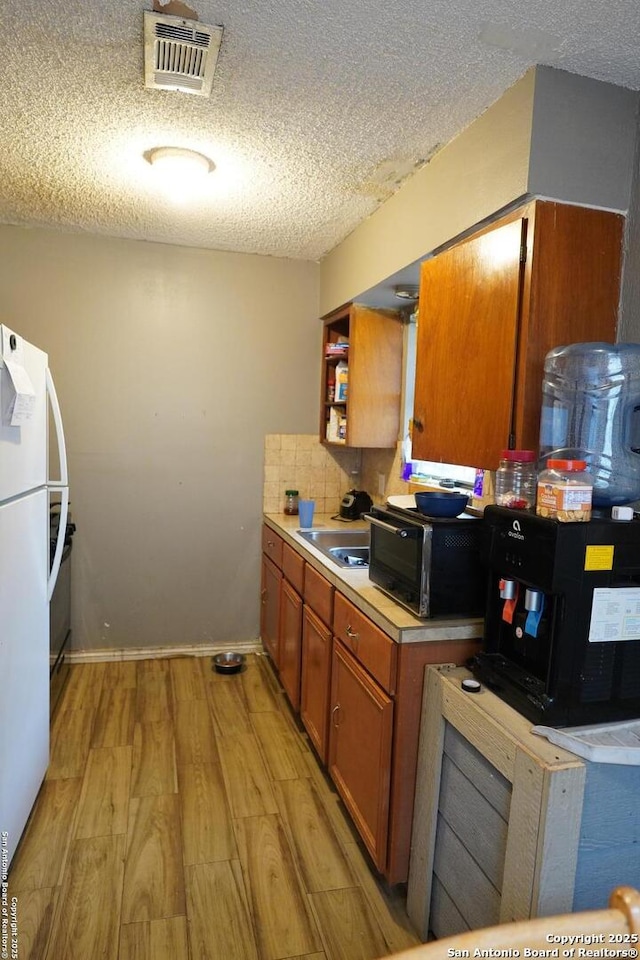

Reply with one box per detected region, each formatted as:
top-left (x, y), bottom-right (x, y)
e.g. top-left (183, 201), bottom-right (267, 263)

top-left (494, 449), bottom-right (537, 510)
top-left (536, 460), bottom-right (593, 522)
top-left (284, 490), bottom-right (299, 515)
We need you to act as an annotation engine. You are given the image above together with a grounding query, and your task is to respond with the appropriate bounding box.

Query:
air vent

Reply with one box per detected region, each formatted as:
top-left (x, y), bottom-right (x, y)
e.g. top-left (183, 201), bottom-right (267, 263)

top-left (144, 11), bottom-right (223, 98)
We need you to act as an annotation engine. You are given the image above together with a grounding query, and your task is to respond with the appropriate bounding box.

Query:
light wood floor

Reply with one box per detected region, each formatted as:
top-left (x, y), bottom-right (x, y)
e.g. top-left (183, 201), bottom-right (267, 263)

top-left (8, 653), bottom-right (421, 960)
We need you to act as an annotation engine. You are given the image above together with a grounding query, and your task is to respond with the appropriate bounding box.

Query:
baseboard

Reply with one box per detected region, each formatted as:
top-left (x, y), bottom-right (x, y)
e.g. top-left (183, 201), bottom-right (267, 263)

top-left (67, 639), bottom-right (264, 664)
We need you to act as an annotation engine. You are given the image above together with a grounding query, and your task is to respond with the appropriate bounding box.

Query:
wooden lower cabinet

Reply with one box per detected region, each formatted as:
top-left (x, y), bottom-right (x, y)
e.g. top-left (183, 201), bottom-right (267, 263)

top-left (328, 640), bottom-right (394, 873)
top-left (300, 605), bottom-right (332, 762)
top-left (260, 554), bottom-right (282, 666)
top-left (260, 522), bottom-right (483, 884)
top-left (279, 578), bottom-right (303, 711)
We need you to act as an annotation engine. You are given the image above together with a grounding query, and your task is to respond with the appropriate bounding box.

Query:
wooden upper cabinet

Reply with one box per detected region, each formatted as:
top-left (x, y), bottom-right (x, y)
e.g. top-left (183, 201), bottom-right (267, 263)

top-left (320, 302), bottom-right (403, 448)
top-left (412, 201), bottom-right (623, 470)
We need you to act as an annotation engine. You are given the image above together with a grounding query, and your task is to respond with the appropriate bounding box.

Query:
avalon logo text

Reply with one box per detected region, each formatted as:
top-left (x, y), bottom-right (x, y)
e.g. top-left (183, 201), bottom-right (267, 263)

top-left (508, 518), bottom-right (525, 541)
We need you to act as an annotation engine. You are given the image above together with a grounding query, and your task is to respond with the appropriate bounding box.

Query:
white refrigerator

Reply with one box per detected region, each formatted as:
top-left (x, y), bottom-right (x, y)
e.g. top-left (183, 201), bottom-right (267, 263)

top-left (0, 324), bottom-right (68, 867)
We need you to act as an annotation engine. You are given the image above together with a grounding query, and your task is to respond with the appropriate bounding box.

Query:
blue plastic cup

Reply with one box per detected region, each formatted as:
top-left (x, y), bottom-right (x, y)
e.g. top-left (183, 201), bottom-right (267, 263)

top-left (298, 499), bottom-right (315, 529)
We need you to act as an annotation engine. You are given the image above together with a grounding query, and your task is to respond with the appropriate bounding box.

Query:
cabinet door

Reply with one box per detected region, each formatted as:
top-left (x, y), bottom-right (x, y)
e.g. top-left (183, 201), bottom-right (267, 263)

top-left (328, 640), bottom-right (394, 873)
top-left (300, 605), bottom-right (332, 762)
top-left (413, 217), bottom-right (525, 469)
top-left (280, 578), bottom-right (303, 711)
top-left (260, 555), bottom-right (282, 666)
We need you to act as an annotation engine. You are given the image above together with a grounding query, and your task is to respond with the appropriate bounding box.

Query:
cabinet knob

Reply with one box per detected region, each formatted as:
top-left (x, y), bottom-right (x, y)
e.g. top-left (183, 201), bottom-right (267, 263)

top-left (332, 703), bottom-right (342, 728)
top-left (346, 625), bottom-right (360, 647)
top-left (413, 417), bottom-right (424, 432)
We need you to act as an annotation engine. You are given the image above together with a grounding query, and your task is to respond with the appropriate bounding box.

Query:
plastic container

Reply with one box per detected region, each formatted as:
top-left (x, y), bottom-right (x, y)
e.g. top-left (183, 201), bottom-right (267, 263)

top-left (539, 342), bottom-right (640, 506)
top-left (536, 459), bottom-right (593, 522)
top-left (494, 449), bottom-right (537, 510)
top-left (284, 490), bottom-right (299, 515)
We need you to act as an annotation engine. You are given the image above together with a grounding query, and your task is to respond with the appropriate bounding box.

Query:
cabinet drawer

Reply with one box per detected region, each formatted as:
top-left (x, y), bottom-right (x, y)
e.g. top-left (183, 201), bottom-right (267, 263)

top-left (304, 564), bottom-right (334, 627)
top-left (282, 542), bottom-right (305, 595)
top-left (333, 593), bottom-right (397, 694)
top-left (262, 525), bottom-right (283, 568)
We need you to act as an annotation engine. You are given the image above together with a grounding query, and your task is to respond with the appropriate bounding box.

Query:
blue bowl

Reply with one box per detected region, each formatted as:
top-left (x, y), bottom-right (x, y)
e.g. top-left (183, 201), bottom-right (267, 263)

top-left (414, 491), bottom-right (469, 518)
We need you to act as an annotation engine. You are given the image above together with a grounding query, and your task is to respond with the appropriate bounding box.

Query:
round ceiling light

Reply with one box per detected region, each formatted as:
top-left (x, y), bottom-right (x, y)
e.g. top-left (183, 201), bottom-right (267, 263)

top-left (145, 146), bottom-right (215, 202)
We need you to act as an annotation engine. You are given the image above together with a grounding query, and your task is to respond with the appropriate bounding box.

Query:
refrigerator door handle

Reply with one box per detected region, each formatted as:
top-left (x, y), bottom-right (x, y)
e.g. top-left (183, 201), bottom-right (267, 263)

top-left (46, 367), bottom-right (69, 601)
top-left (48, 485), bottom-right (69, 601)
top-left (46, 367), bottom-right (68, 487)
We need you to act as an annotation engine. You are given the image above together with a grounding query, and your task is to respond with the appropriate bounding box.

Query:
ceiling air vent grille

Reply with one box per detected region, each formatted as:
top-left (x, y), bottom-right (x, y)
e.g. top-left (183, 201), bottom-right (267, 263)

top-left (143, 11), bottom-right (223, 98)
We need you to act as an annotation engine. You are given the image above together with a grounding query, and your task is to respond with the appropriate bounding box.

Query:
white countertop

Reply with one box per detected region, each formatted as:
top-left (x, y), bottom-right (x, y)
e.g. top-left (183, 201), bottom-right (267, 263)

top-left (264, 512), bottom-right (484, 645)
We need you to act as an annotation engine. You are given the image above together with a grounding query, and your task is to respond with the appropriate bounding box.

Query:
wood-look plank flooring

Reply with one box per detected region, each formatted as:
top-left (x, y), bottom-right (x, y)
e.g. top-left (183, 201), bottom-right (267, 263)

top-left (7, 654), bottom-right (420, 960)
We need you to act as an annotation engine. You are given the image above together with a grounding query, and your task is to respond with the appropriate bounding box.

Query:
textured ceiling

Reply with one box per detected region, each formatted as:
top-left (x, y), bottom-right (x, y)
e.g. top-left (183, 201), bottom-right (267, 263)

top-left (1, 0), bottom-right (640, 262)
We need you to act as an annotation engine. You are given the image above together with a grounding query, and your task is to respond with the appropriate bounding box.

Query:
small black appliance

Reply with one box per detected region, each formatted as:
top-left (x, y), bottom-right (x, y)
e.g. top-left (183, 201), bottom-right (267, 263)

top-left (338, 489), bottom-right (373, 521)
top-left (471, 505), bottom-right (640, 726)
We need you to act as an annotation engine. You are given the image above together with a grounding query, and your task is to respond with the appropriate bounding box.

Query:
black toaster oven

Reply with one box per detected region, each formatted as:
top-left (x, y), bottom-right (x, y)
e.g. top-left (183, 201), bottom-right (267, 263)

top-left (366, 504), bottom-right (485, 618)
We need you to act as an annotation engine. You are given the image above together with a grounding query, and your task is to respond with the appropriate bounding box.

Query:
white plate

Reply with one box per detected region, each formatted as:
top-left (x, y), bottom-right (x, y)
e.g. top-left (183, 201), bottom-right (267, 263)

top-left (386, 494), bottom-right (416, 509)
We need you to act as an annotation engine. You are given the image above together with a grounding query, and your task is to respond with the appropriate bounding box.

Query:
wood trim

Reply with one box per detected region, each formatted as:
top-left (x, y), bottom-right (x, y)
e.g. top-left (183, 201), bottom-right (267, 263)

top-left (406, 666), bottom-right (446, 939)
top-left (67, 641), bottom-right (263, 663)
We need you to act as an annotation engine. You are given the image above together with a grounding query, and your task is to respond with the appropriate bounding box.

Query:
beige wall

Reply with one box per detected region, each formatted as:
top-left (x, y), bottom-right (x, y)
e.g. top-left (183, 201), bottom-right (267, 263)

top-left (320, 66), bottom-right (640, 317)
top-left (319, 69), bottom-right (536, 315)
top-left (0, 225), bottom-right (319, 653)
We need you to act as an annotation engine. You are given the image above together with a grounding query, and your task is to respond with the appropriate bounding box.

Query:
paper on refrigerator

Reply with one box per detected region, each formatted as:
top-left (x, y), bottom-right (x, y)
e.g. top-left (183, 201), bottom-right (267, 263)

top-left (0, 326), bottom-right (37, 425)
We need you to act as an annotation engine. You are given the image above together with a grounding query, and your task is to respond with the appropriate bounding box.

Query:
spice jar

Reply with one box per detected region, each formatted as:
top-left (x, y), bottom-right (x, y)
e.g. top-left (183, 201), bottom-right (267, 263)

top-left (494, 449), bottom-right (537, 510)
top-left (284, 490), bottom-right (299, 515)
top-left (536, 460), bottom-right (593, 522)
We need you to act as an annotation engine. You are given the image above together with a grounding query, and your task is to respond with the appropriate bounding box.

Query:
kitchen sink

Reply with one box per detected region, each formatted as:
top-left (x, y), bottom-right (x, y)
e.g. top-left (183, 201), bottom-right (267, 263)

top-left (298, 529), bottom-right (370, 567)
top-left (327, 546), bottom-right (369, 567)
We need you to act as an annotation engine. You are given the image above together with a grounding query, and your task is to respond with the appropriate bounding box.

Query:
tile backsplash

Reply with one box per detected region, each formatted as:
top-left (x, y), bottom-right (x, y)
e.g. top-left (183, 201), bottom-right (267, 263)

top-left (263, 435), bottom-right (363, 515)
top-left (264, 434), bottom-right (415, 515)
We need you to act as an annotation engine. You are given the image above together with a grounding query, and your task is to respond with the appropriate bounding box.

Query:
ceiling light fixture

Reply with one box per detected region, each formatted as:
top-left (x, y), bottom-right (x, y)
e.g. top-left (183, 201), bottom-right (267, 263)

top-left (393, 284), bottom-right (419, 301)
top-left (145, 146), bottom-right (215, 203)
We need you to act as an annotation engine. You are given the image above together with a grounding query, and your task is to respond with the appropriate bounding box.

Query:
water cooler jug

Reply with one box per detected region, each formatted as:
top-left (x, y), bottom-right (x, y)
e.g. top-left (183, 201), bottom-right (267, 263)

top-left (539, 342), bottom-right (640, 506)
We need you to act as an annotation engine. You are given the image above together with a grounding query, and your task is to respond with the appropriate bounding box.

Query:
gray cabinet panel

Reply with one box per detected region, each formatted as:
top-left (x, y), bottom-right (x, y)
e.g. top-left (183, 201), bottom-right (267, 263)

top-left (430, 877), bottom-right (469, 940)
top-left (444, 723), bottom-right (511, 819)
top-left (433, 814), bottom-right (501, 931)
top-left (439, 753), bottom-right (509, 891)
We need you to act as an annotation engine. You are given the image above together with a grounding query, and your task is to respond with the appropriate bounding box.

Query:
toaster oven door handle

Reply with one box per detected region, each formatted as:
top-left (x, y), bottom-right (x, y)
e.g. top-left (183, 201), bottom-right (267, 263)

top-left (363, 514), bottom-right (421, 538)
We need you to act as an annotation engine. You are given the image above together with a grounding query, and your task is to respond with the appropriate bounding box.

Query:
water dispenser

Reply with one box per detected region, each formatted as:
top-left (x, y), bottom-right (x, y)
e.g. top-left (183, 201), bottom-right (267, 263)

top-left (539, 342), bottom-right (640, 506)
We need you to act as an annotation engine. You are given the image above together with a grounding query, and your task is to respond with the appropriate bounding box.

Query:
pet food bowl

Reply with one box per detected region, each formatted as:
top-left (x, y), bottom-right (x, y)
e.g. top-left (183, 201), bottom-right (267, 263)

top-left (212, 652), bottom-right (246, 674)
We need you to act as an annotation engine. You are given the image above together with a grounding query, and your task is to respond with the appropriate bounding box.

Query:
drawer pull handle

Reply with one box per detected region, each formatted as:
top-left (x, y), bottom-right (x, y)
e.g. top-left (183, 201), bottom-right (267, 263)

top-left (267, 539), bottom-right (276, 547)
top-left (332, 703), bottom-right (341, 728)
top-left (346, 625), bottom-right (360, 645)
top-left (261, 589), bottom-right (267, 603)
